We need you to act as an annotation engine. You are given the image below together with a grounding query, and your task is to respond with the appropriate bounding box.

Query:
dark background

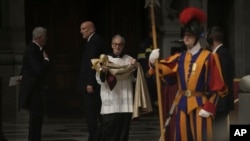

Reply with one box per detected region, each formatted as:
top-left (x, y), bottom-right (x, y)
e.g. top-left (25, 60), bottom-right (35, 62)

top-left (24, 0), bottom-right (233, 117)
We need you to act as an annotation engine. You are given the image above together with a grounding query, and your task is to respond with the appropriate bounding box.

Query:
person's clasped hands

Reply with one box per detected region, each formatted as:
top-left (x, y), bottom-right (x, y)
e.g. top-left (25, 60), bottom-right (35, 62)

top-left (43, 51), bottom-right (49, 61)
top-left (100, 63), bottom-right (109, 73)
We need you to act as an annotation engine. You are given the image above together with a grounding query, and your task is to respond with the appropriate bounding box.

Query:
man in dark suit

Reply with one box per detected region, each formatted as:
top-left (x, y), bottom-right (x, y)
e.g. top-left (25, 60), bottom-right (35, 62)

top-left (19, 27), bottom-right (50, 141)
top-left (79, 21), bottom-right (106, 141)
top-left (207, 26), bottom-right (235, 141)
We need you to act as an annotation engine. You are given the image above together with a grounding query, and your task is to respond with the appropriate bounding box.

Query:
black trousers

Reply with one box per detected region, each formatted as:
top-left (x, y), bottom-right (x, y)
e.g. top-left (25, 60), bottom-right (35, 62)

top-left (96, 113), bottom-right (132, 141)
top-left (84, 91), bottom-right (101, 141)
top-left (28, 88), bottom-right (44, 141)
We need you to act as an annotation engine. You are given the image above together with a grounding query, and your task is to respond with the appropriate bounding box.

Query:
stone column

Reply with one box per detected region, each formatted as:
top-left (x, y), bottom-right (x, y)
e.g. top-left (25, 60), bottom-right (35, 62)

top-left (161, 0), bottom-right (182, 58)
top-left (160, 0), bottom-right (208, 58)
top-left (0, 0), bottom-right (26, 120)
top-left (234, 0), bottom-right (250, 77)
top-left (0, 77), bottom-right (8, 141)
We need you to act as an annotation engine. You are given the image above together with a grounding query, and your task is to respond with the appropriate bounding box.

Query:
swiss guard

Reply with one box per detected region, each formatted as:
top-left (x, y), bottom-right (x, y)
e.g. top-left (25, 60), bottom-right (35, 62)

top-left (148, 7), bottom-right (227, 141)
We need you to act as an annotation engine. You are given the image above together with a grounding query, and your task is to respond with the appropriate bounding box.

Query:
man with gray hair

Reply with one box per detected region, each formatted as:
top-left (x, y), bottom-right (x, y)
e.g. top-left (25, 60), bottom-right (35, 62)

top-left (93, 34), bottom-right (140, 141)
top-left (19, 26), bottom-right (50, 141)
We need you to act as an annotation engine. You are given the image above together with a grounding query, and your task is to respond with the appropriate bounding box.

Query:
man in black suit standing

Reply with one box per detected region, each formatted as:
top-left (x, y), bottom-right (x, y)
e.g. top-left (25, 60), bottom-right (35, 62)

top-left (206, 26), bottom-right (235, 141)
top-left (79, 21), bottom-right (106, 141)
top-left (19, 27), bottom-right (50, 141)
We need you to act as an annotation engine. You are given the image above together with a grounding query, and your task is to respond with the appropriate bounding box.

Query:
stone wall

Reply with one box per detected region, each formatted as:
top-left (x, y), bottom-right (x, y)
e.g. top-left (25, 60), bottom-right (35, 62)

top-left (0, 0), bottom-right (25, 120)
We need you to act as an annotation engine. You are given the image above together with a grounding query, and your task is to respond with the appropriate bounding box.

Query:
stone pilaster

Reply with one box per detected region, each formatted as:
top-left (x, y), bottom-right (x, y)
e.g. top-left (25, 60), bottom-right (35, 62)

top-left (0, 0), bottom-right (25, 120)
top-left (234, 0), bottom-right (250, 77)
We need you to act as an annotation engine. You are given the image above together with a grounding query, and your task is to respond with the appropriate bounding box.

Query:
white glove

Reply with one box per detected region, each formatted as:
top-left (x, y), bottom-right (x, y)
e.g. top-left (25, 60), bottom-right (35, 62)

top-left (198, 109), bottom-right (213, 118)
top-left (149, 48), bottom-right (160, 64)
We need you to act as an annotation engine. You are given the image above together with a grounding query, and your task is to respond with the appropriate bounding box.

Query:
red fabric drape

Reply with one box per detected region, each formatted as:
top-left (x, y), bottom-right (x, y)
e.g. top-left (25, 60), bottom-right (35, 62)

top-left (161, 83), bottom-right (178, 141)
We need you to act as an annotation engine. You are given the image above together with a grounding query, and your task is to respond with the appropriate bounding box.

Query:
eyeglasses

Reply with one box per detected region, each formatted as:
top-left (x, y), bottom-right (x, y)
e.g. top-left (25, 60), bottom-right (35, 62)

top-left (112, 43), bottom-right (124, 46)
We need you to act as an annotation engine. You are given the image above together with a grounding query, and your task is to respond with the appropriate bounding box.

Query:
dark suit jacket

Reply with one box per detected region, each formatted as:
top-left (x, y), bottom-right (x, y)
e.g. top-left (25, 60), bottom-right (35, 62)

top-left (79, 33), bottom-right (107, 93)
top-left (19, 42), bottom-right (50, 110)
top-left (215, 45), bottom-right (235, 113)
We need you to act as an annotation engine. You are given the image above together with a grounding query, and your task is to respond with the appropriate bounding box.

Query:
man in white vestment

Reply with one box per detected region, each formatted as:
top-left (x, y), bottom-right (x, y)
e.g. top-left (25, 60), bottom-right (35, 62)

top-left (94, 34), bottom-right (138, 141)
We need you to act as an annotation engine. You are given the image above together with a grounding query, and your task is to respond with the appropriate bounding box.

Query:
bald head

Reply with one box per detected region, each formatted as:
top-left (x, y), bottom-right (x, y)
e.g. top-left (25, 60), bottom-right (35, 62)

top-left (80, 21), bottom-right (96, 39)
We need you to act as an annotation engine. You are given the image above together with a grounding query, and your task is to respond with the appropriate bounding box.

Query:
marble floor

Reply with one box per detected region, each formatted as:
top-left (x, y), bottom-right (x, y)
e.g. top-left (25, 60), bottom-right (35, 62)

top-left (1, 101), bottom-right (243, 141)
top-left (2, 110), bottom-right (161, 141)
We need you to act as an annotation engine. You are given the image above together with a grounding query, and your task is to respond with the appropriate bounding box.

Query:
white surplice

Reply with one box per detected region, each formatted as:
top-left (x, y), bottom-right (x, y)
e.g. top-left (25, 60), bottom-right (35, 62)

top-left (96, 55), bottom-right (135, 114)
